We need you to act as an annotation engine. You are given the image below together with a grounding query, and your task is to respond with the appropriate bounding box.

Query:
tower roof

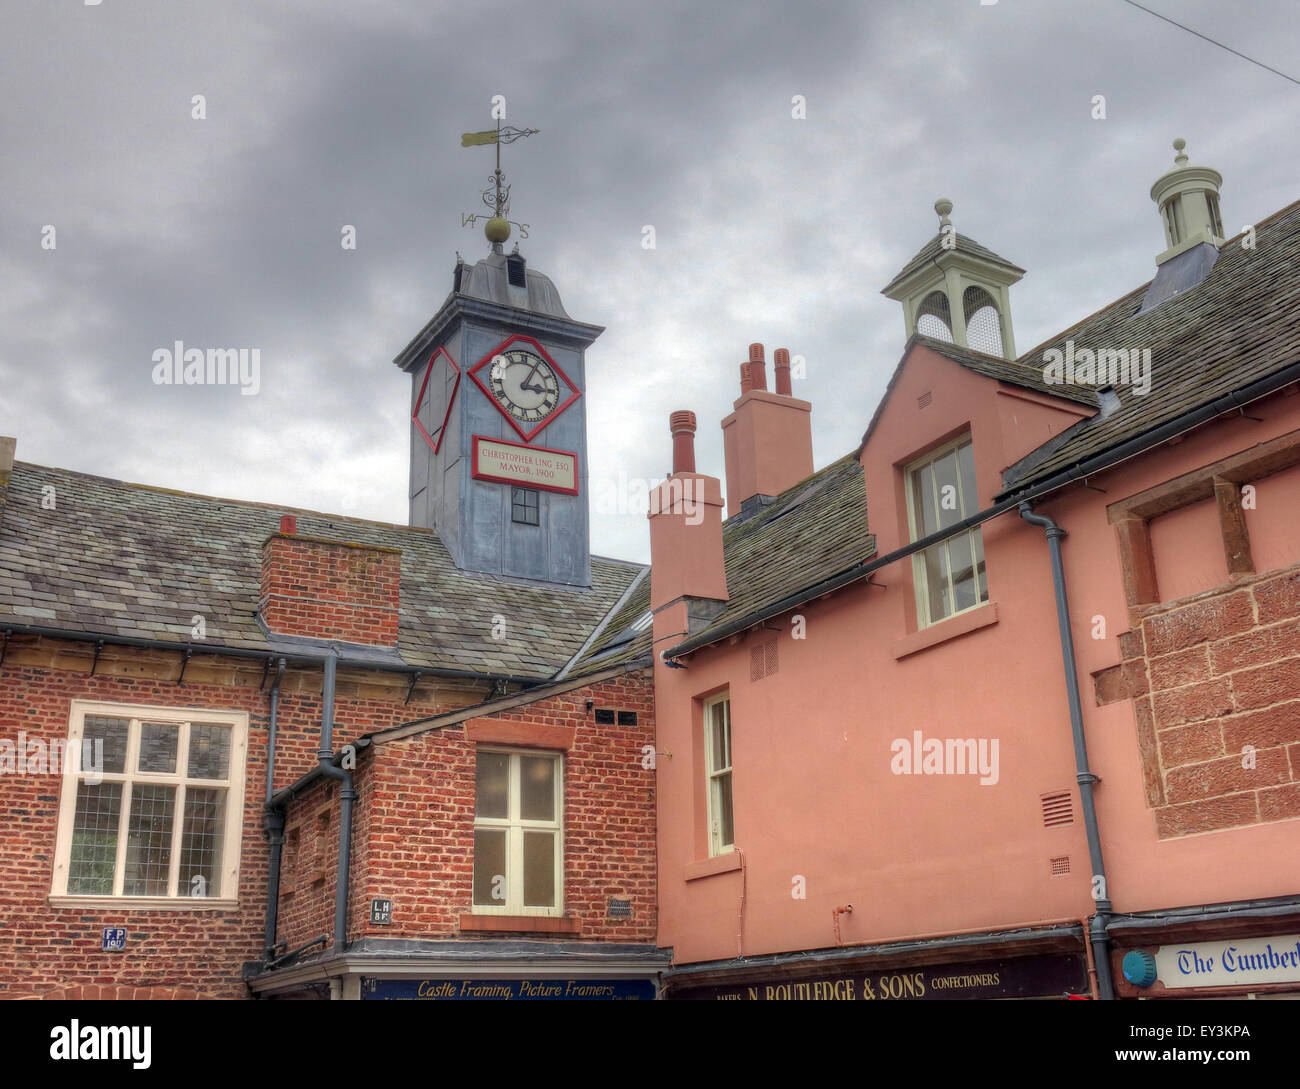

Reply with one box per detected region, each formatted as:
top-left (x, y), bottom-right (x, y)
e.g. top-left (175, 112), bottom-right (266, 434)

top-left (881, 229), bottom-right (1025, 298)
top-left (454, 250), bottom-right (572, 319)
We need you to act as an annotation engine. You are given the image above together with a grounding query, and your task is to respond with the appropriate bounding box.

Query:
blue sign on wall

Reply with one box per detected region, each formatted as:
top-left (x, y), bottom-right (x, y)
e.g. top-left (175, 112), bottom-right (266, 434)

top-left (101, 927), bottom-right (127, 952)
top-left (362, 978), bottom-right (655, 1001)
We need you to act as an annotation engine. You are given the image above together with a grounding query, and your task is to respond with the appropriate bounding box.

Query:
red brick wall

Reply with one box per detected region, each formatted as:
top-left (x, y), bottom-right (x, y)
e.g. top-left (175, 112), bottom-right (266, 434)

top-left (260, 534), bottom-right (401, 645)
top-left (1115, 567), bottom-right (1300, 837)
top-left (0, 639), bottom-right (477, 999)
top-left (274, 670), bottom-right (658, 950)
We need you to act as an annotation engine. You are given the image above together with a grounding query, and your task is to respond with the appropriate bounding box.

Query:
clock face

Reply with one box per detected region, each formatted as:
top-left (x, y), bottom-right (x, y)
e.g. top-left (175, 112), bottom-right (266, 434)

top-left (488, 348), bottom-right (561, 424)
top-left (468, 334), bottom-right (581, 443)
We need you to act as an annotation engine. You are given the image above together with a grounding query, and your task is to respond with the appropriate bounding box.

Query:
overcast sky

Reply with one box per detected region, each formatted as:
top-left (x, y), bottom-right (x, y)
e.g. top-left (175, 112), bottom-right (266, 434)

top-left (3, 0), bottom-right (1298, 564)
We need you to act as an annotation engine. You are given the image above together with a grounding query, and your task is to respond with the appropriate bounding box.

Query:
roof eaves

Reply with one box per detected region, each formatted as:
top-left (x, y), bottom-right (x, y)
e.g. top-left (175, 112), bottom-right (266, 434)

top-left (667, 537), bottom-right (878, 659)
top-left (365, 659), bottom-right (648, 747)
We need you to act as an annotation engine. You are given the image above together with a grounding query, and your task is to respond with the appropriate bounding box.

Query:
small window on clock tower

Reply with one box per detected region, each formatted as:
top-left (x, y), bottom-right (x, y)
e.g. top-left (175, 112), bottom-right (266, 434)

top-left (511, 488), bottom-right (540, 526)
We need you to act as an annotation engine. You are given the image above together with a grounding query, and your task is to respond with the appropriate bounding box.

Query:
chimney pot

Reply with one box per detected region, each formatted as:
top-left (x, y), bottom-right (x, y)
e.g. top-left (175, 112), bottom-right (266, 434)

top-left (747, 342), bottom-right (768, 392)
top-left (739, 362), bottom-right (752, 395)
top-left (280, 515), bottom-right (297, 535)
top-left (670, 410), bottom-right (698, 474)
top-left (774, 349), bottom-right (792, 395)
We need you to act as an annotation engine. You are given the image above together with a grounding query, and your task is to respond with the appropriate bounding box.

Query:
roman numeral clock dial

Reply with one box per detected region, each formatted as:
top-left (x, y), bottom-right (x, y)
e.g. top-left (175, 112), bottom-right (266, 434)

top-left (469, 335), bottom-right (581, 443)
top-left (489, 348), bottom-right (560, 424)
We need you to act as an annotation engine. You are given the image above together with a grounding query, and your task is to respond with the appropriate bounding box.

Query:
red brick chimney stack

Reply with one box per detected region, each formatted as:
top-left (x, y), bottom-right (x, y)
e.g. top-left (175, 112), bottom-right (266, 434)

top-left (260, 520), bottom-right (402, 647)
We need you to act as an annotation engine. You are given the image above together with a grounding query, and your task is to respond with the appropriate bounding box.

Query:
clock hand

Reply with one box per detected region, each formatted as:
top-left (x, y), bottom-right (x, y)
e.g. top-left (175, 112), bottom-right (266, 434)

top-left (520, 380), bottom-right (547, 393)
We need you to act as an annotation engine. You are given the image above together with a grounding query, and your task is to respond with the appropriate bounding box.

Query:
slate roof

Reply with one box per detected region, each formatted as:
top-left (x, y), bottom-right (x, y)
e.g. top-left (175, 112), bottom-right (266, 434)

top-left (0, 462), bottom-right (642, 681)
top-left (1000, 199), bottom-right (1300, 492)
top-left (881, 231), bottom-right (1025, 296)
top-left (668, 454), bottom-right (872, 654)
top-left (568, 571), bottom-right (652, 673)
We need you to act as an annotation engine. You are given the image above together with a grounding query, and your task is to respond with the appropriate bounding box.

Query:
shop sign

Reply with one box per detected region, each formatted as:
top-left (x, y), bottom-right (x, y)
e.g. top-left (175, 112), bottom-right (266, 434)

top-left (670, 952), bottom-right (1086, 1000)
top-left (1152, 935), bottom-right (1300, 989)
top-left (362, 978), bottom-right (656, 1001)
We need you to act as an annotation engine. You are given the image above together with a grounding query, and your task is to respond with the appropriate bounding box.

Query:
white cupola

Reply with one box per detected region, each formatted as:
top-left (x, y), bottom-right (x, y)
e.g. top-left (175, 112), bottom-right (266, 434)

top-left (881, 198), bottom-right (1025, 361)
top-left (1150, 138), bottom-right (1225, 265)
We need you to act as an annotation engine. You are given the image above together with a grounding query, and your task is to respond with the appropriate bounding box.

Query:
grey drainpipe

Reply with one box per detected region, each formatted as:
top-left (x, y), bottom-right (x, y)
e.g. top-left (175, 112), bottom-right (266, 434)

top-left (315, 654), bottom-right (355, 955)
top-left (1019, 501), bottom-right (1115, 1000)
top-left (261, 658), bottom-right (287, 959)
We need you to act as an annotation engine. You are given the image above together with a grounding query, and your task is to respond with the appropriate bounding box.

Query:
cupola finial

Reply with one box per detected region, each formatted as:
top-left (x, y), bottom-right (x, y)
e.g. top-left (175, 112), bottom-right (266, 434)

top-left (935, 197), bottom-right (953, 227)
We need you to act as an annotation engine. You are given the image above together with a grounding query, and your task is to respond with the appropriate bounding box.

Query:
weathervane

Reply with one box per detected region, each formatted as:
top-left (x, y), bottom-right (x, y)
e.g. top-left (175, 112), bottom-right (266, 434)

top-left (460, 118), bottom-right (539, 250)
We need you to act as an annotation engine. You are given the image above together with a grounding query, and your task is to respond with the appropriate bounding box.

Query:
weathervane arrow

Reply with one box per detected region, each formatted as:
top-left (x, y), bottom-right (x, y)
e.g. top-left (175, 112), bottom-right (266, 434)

top-left (460, 119), bottom-right (540, 248)
top-left (460, 125), bottom-right (540, 147)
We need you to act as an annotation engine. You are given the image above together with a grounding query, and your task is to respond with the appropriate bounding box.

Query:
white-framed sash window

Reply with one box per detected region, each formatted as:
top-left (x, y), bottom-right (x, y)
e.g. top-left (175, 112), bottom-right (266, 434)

top-left (704, 694), bottom-right (734, 856)
top-left (472, 748), bottom-right (563, 916)
top-left (51, 701), bottom-right (248, 905)
top-left (905, 436), bottom-right (989, 627)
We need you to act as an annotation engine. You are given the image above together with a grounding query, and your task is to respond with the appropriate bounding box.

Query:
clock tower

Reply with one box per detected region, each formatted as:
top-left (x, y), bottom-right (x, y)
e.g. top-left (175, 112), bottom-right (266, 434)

top-left (393, 225), bottom-right (603, 587)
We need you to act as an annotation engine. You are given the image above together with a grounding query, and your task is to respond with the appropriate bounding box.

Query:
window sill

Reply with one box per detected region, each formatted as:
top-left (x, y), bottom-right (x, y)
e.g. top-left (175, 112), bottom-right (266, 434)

top-left (48, 895), bottom-right (239, 911)
top-left (459, 914), bottom-right (579, 934)
top-left (684, 853), bottom-right (742, 882)
top-left (892, 602), bottom-right (999, 660)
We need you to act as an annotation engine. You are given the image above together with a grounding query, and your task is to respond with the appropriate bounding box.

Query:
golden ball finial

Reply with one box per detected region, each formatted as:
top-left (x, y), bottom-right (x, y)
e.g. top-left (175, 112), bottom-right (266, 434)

top-left (485, 216), bottom-right (511, 244)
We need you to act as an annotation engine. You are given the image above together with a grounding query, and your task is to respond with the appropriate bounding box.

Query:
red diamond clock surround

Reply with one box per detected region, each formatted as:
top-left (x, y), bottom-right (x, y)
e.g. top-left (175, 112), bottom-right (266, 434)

top-left (468, 334), bottom-right (581, 443)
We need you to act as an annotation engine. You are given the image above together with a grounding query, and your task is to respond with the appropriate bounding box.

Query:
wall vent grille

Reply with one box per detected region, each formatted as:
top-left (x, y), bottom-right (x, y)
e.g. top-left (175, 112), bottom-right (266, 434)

top-left (750, 639), bottom-right (779, 681)
top-left (1049, 855), bottom-right (1071, 876)
top-left (917, 391), bottom-right (933, 409)
top-left (1041, 791), bottom-right (1074, 828)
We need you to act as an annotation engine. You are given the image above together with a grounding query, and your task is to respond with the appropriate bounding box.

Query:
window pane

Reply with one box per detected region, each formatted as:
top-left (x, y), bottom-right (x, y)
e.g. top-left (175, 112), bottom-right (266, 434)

top-left (957, 442), bottom-right (978, 516)
top-left (178, 788), bottom-right (225, 898)
top-left (475, 752), bottom-right (509, 819)
top-left (472, 828), bottom-right (507, 906)
top-left (523, 831), bottom-right (556, 907)
top-left (923, 542), bottom-right (951, 621)
top-left (711, 708), bottom-right (730, 772)
top-left (932, 449), bottom-right (961, 531)
top-left (715, 771), bottom-right (734, 848)
top-left (187, 724), bottom-right (231, 780)
top-left (123, 784), bottom-right (176, 896)
top-left (520, 756), bottom-right (555, 822)
top-left (973, 529), bottom-right (988, 602)
top-left (949, 532), bottom-right (979, 612)
top-left (83, 716), bottom-right (128, 775)
top-left (68, 781), bottom-right (122, 894)
top-left (913, 464), bottom-right (939, 537)
top-left (138, 722), bottom-right (179, 773)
